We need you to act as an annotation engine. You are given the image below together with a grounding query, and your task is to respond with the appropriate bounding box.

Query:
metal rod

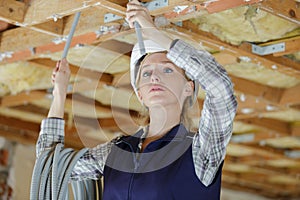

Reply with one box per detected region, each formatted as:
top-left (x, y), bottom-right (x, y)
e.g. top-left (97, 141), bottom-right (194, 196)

top-left (129, 0), bottom-right (146, 55)
top-left (62, 12), bottom-right (81, 59)
top-left (134, 22), bottom-right (146, 55)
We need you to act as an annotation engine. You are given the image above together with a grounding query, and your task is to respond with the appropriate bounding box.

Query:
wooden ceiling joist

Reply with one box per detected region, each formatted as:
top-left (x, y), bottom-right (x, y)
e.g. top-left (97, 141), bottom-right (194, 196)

top-left (232, 71), bottom-right (299, 106)
top-left (23, 0), bottom-right (93, 26)
top-left (273, 36), bottom-right (300, 56)
top-left (0, 31), bottom-right (98, 62)
top-left (259, 0), bottom-right (300, 25)
top-left (0, 0), bottom-right (27, 23)
top-left (203, 0), bottom-right (262, 14)
top-left (179, 22), bottom-right (300, 79)
top-left (239, 117), bottom-right (300, 136)
top-left (31, 19), bottom-right (64, 37)
top-left (222, 174), bottom-right (300, 198)
top-left (29, 58), bottom-right (114, 84)
top-left (0, 115), bottom-right (40, 132)
top-left (279, 83), bottom-right (300, 105)
top-left (0, 90), bottom-right (47, 107)
top-left (0, 126), bottom-right (38, 146)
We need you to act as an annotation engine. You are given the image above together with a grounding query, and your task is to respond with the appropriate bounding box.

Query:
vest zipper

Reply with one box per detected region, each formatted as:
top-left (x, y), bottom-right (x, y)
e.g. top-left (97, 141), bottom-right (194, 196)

top-left (119, 140), bottom-right (140, 200)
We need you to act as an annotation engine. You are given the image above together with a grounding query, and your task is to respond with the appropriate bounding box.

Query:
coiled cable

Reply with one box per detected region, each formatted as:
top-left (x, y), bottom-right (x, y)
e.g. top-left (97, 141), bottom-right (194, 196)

top-left (30, 143), bottom-right (101, 200)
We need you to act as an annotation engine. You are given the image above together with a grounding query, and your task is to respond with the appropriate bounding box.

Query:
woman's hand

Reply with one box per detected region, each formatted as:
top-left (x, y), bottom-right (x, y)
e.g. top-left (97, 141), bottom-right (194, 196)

top-left (47, 58), bottom-right (70, 118)
top-left (51, 58), bottom-right (71, 98)
top-left (126, 0), bottom-right (173, 50)
top-left (126, 0), bottom-right (157, 39)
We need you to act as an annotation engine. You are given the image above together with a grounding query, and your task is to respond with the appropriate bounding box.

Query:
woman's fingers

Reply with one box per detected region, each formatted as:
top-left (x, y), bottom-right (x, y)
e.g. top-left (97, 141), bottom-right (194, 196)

top-left (51, 59), bottom-right (70, 86)
top-left (126, 1), bottom-right (148, 22)
top-left (59, 58), bottom-right (70, 73)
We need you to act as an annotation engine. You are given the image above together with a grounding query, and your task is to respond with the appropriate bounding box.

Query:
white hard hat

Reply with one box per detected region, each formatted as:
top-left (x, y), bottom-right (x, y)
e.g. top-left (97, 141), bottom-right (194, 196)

top-left (130, 40), bottom-right (199, 104)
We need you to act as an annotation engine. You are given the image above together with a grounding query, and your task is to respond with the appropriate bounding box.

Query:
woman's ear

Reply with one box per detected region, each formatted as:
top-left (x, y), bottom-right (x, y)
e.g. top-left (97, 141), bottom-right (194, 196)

top-left (184, 81), bottom-right (194, 97)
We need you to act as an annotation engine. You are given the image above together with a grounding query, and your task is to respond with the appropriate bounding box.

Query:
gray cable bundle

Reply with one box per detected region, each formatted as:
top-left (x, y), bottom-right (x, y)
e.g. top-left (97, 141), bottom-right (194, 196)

top-left (30, 143), bottom-right (101, 200)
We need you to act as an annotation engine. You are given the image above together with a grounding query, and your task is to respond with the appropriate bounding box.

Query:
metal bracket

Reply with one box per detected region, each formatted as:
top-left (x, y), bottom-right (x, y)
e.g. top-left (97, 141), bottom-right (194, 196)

top-left (141, 0), bottom-right (168, 11)
top-left (174, 21), bottom-right (183, 27)
top-left (104, 13), bottom-right (123, 23)
top-left (104, 0), bottom-right (168, 23)
top-left (251, 42), bottom-right (285, 56)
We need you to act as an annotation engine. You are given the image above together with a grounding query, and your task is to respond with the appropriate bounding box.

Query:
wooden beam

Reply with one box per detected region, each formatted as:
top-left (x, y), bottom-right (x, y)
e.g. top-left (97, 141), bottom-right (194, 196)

top-left (226, 143), bottom-right (285, 160)
top-left (235, 93), bottom-right (287, 116)
top-left (96, 0), bottom-right (126, 17)
top-left (263, 54), bottom-right (300, 72)
top-left (98, 39), bottom-right (133, 55)
top-left (238, 117), bottom-right (300, 136)
top-left (0, 90), bottom-right (47, 107)
top-left (231, 130), bottom-right (289, 143)
top-left (0, 31), bottom-right (98, 63)
top-left (0, 126), bottom-right (38, 146)
top-left (222, 174), bottom-right (300, 198)
top-left (23, 0), bottom-right (95, 26)
top-left (0, 114), bottom-right (95, 149)
top-left (31, 19), bottom-right (64, 37)
top-left (153, 0), bottom-right (262, 22)
top-left (279, 83), bottom-right (300, 105)
top-left (180, 21), bottom-right (300, 79)
top-left (273, 36), bottom-right (300, 56)
top-left (0, 5), bottom-right (114, 55)
top-left (0, 115), bottom-right (40, 132)
top-left (240, 36), bottom-right (300, 57)
top-left (259, 0), bottom-right (300, 25)
top-left (0, 122), bottom-right (85, 149)
top-left (230, 75), bottom-right (285, 104)
top-left (203, 0), bottom-right (262, 13)
top-left (0, 27), bottom-right (55, 52)
top-left (0, 0), bottom-right (26, 23)
top-left (239, 42), bottom-right (300, 71)
top-left (29, 58), bottom-right (114, 84)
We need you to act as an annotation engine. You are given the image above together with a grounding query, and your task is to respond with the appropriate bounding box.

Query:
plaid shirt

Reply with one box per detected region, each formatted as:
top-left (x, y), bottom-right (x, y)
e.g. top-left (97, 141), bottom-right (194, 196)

top-left (37, 39), bottom-right (237, 187)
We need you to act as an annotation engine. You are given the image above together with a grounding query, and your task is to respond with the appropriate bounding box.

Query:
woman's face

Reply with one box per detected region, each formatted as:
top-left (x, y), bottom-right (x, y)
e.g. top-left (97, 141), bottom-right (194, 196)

top-left (137, 52), bottom-right (193, 109)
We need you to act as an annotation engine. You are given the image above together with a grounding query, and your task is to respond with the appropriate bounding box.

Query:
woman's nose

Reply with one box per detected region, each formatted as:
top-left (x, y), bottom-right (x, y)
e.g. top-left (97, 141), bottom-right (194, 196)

top-left (150, 70), bottom-right (160, 83)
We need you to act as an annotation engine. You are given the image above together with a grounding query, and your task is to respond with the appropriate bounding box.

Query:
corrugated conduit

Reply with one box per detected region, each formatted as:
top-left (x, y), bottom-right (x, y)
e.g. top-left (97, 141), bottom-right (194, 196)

top-left (30, 143), bottom-right (101, 200)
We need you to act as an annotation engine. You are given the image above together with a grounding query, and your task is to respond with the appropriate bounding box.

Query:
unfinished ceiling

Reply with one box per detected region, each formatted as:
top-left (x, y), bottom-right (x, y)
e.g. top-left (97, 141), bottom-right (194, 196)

top-left (0, 0), bottom-right (299, 199)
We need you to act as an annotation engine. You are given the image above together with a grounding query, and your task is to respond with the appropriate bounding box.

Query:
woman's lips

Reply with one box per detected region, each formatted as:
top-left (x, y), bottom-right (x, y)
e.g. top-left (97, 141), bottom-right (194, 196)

top-left (149, 85), bottom-right (165, 93)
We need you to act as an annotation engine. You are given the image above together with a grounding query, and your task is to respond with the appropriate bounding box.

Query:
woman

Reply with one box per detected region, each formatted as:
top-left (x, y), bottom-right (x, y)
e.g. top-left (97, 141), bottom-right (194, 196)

top-left (37, 0), bottom-right (237, 199)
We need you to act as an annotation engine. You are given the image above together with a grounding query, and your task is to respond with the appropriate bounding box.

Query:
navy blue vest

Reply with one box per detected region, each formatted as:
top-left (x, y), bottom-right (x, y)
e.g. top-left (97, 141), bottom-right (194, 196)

top-left (103, 124), bottom-right (223, 200)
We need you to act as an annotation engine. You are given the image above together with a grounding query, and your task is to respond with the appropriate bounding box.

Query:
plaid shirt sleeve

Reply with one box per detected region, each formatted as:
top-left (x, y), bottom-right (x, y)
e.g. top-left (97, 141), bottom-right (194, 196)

top-left (36, 118), bottom-right (113, 181)
top-left (167, 39), bottom-right (238, 187)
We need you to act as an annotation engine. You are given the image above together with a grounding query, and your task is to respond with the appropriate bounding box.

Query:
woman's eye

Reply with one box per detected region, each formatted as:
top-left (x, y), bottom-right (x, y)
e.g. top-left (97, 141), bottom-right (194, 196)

top-left (163, 67), bottom-right (173, 73)
top-left (142, 71), bottom-right (151, 77)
